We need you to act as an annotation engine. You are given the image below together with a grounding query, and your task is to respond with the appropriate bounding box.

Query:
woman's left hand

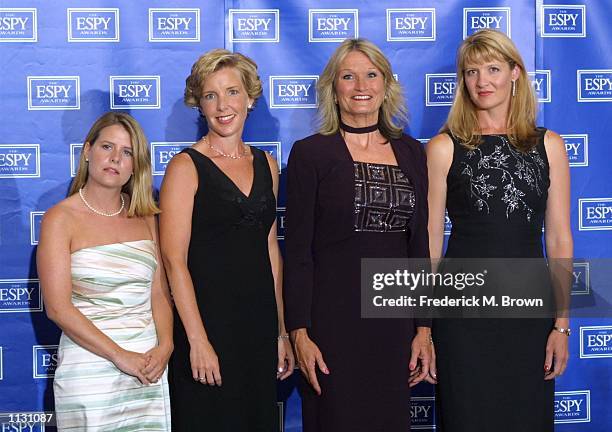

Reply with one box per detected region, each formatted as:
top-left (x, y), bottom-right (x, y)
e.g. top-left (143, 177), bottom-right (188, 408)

top-left (277, 337), bottom-right (295, 380)
top-left (544, 330), bottom-right (569, 380)
top-left (143, 344), bottom-right (173, 384)
top-left (408, 329), bottom-right (433, 387)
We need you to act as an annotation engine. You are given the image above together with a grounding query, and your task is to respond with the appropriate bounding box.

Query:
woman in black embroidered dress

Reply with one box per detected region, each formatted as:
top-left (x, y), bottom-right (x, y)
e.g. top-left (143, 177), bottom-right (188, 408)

top-left (284, 38), bottom-right (433, 432)
top-left (159, 49), bottom-right (294, 431)
top-left (427, 29), bottom-right (572, 431)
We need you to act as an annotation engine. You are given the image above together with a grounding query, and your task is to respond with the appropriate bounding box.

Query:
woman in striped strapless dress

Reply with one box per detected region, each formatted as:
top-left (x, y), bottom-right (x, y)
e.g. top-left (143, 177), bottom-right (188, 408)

top-left (37, 112), bottom-right (173, 431)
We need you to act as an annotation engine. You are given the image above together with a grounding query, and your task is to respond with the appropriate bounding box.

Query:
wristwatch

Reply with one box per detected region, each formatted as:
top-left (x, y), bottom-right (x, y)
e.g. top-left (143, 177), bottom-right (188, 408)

top-left (553, 326), bottom-right (571, 337)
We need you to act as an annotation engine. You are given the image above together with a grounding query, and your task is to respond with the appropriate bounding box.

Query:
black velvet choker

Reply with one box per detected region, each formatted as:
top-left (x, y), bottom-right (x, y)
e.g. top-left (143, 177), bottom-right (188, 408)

top-left (339, 121), bottom-right (378, 134)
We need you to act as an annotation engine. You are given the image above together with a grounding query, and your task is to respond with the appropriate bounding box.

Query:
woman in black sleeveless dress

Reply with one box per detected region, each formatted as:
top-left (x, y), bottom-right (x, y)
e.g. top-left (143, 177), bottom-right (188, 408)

top-left (159, 49), bottom-right (294, 431)
top-left (427, 30), bottom-right (572, 431)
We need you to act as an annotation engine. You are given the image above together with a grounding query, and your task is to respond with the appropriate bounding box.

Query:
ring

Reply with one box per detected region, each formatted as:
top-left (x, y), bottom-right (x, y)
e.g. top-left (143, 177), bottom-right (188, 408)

top-left (199, 377), bottom-right (206, 382)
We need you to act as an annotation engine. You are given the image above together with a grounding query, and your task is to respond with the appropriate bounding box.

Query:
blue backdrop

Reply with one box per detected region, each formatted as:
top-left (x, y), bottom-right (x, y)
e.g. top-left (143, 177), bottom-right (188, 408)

top-left (0, 1), bottom-right (610, 430)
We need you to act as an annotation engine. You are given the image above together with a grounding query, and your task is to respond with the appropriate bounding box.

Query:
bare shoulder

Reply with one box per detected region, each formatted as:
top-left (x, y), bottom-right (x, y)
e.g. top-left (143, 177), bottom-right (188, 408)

top-left (161, 151), bottom-right (198, 191)
top-left (40, 196), bottom-right (80, 240)
top-left (426, 133), bottom-right (454, 160)
top-left (165, 151), bottom-right (196, 174)
top-left (543, 129), bottom-right (568, 162)
top-left (427, 133), bottom-right (453, 150)
top-left (43, 196), bottom-right (76, 223)
top-left (544, 129), bottom-right (564, 148)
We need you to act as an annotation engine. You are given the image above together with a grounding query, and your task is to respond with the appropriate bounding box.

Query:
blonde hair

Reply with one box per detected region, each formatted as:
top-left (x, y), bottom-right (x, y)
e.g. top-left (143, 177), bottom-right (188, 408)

top-left (69, 112), bottom-right (160, 217)
top-left (317, 38), bottom-right (407, 140)
top-left (184, 48), bottom-right (262, 109)
top-left (443, 29), bottom-right (538, 151)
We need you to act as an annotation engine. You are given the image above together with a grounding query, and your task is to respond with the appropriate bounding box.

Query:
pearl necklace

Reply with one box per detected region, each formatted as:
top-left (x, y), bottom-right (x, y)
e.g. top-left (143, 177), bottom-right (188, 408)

top-left (205, 136), bottom-right (248, 160)
top-left (79, 188), bottom-right (125, 217)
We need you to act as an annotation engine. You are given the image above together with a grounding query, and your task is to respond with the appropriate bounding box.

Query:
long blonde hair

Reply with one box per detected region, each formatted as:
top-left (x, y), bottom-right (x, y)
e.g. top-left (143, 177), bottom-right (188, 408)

top-left (442, 29), bottom-right (538, 151)
top-left (317, 38), bottom-right (407, 140)
top-left (69, 112), bottom-right (160, 217)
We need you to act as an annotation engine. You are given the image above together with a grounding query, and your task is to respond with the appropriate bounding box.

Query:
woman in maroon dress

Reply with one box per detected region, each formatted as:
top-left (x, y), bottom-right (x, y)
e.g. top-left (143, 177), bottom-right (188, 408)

top-left (283, 38), bottom-right (434, 432)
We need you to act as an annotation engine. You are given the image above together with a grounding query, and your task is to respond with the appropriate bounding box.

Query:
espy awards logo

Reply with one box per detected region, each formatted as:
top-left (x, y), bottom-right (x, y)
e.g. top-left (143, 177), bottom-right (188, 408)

top-left (27, 76), bottom-right (80, 110)
top-left (541, 5), bottom-right (586, 38)
top-left (229, 9), bottom-right (279, 43)
top-left (33, 345), bottom-right (58, 378)
top-left (577, 70), bottom-right (612, 102)
top-left (410, 396), bottom-right (435, 428)
top-left (554, 391), bottom-right (590, 423)
top-left (386, 8), bottom-right (436, 42)
top-left (0, 279), bottom-right (42, 313)
top-left (579, 198), bottom-right (612, 231)
top-left (149, 8), bottom-right (200, 42)
top-left (110, 76), bottom-right (161, 109)
top-left (309, 9), bottom-right (358, 42)
top-left (67, 8), bottom-right (119, 42)
top-left (425, 73), bottom-right (456, 106)
top-left (580, 326), bottom-right (612, 358)
top-left (463, 7), bottom-right (511, 39)
top-left (269, 76), bottom-right (318, 109)
top-left (0, 8), bottom-right (37, 42)
top-left (0, 144), bottom-right (40, 178)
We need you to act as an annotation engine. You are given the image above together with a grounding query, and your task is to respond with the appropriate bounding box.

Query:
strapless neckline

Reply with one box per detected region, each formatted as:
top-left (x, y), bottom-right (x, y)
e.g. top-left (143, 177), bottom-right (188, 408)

top-left (71, 239), bottom-right (154, 256)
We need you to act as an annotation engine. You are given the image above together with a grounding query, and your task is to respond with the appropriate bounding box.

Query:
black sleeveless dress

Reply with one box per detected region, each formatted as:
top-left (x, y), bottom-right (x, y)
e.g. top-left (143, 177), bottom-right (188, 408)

top-left (433, 131), bottom-right (555, 432)
top-left (169, 147), bottom-right (278, 431)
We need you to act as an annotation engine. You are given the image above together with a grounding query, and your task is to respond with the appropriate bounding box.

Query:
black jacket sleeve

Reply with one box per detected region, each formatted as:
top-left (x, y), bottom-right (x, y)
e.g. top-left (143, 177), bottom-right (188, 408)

top-left (283, 139), bottom-right (318, 331)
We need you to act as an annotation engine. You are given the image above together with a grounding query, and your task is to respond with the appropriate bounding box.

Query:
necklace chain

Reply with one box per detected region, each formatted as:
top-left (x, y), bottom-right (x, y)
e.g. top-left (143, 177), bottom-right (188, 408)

top-left (79, 188), bottom-right (125, 217)
top-left (205, 136), bottom-right (248, 160)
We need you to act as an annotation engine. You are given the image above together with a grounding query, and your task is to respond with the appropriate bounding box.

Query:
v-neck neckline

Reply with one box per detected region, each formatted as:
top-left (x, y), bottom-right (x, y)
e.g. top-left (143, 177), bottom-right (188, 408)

top-left (189, 147), bottom-right (257, 199)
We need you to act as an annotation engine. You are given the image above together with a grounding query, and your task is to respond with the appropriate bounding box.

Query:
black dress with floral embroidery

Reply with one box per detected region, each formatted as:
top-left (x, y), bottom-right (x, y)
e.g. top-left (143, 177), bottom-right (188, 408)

top-left (433, 130), bottom-right (555, 432)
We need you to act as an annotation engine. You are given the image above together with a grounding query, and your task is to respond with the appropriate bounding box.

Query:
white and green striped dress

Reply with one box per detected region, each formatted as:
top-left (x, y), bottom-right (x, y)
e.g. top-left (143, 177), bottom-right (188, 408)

top-left (54, 240), bottom-right (171, 431)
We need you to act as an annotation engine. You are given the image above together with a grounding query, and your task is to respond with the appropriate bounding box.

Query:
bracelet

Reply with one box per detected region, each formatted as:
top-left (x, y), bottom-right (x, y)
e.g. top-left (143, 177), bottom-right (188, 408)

top-left (278, 334), bottom-right (290, 340)
top-left (553, 326), bottom-right (571, 337)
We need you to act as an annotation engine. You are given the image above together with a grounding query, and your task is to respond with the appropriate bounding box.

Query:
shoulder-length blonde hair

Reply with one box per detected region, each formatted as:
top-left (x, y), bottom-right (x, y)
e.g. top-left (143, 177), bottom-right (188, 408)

top-left (442, 29), bottom-right (538, 152)
top-left (317, 38), bottom-right (407, 140)
top-left (69, 112), bottom-right (160, 217)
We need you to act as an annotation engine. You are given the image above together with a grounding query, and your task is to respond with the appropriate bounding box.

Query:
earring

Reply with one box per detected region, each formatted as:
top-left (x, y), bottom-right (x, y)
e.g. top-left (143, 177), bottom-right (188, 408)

top-left (333, 95), bottom-right (338, 104)
top-left (511, 80), bottom-right (516, 97)
top-left (248, 104), bottom-right (252, 109)
top-left (85, 158), bottom-right (89, 162)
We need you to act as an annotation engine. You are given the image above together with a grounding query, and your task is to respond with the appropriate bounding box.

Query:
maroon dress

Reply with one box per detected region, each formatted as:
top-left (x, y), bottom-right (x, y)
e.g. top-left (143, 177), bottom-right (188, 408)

top-left (283, 132), bottom-right (430, 432)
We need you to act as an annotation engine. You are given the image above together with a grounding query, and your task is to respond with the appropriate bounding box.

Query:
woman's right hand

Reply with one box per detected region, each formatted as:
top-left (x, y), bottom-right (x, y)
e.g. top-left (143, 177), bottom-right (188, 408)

top-left (291, 328), bottom-right (329, 395)
top-left (190, 339), bottom-right (222, 386)
top-left (112, 348), bottom-right (152, 385)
